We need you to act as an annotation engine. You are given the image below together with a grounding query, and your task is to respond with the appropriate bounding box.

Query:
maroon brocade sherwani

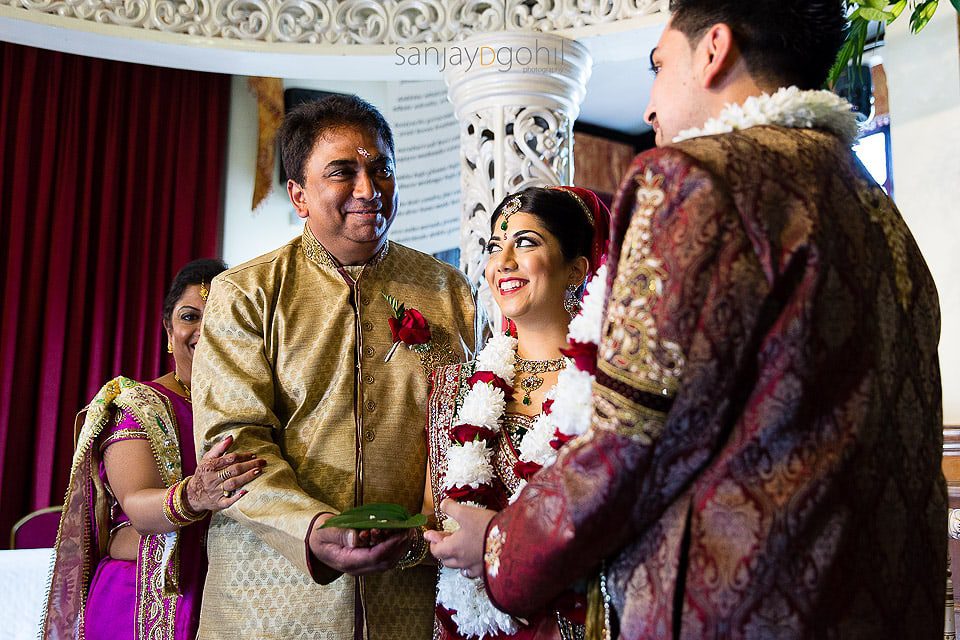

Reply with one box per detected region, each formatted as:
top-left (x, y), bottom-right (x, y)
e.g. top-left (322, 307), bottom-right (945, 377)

top-left (483, 125), bottom-right (946, 639)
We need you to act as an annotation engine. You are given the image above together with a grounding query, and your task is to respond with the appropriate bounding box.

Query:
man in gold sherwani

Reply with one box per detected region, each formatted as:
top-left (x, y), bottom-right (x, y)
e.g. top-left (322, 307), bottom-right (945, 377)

top-left (192, 94), bottom-right (477, 639)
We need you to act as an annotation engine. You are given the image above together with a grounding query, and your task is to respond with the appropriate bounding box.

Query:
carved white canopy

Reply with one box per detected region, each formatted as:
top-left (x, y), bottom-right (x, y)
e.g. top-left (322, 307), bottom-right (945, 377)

top-left (0, 0), bottom-right (666, 52)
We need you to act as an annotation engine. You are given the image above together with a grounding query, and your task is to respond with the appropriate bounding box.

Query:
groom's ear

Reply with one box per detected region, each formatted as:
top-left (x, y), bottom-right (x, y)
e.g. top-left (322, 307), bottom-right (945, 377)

top-left (697, 23), bottom-right (738, 90)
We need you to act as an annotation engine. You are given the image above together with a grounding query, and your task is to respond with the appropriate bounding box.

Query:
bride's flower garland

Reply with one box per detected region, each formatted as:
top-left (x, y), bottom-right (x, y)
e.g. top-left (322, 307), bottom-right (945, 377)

top-left (673, 86), bottom-right (860, 146)
top-left (437, 264), bottom-right (608, 639)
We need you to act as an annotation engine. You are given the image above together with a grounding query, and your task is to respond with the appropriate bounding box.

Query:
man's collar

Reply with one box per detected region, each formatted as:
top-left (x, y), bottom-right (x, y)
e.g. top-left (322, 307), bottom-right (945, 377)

top-left (673, 86), bottom-right (860, 146)
top-left (300, 224), bottom-right (390, 272)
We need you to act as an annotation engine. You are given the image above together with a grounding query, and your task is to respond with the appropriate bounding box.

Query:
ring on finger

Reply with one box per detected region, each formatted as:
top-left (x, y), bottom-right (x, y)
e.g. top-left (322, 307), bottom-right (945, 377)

top-left (217, 469), bottom-right (230, 482)
top-left (221, 489), bottom-right (233, 498)
top-left (460, 569), bottom-right (472, 579)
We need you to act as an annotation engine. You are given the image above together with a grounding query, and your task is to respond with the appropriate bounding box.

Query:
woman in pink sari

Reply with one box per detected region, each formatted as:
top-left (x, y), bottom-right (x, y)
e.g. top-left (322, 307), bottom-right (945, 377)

top-left (42, 259), bottom-right (265, 640)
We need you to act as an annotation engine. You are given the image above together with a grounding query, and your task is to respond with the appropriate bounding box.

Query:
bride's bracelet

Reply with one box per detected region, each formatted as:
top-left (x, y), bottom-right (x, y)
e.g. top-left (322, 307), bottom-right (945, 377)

top-left (396, 525), bottom-right (429, 570)
top-left (162, 476), bottom-right (206, 527)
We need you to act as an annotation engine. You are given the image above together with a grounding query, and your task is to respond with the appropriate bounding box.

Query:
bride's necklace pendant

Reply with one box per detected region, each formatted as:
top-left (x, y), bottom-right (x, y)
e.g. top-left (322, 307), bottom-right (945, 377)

top-left (514, 355), bottom-right (566, 406)
top-left (519, 375), bottom-right (542, 406)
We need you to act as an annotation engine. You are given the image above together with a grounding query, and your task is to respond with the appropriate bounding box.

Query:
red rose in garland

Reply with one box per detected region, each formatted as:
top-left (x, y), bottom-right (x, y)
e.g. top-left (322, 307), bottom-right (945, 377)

top-left (468, 371), bottom-right (513, 396)
top-left (560, 340), bottom-right (598, 375)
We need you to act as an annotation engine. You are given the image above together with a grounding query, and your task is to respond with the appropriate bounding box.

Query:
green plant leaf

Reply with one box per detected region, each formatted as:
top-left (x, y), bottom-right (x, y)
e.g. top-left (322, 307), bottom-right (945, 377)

top-left (950, 0), bottom-right (960, 14)
top-left (888, 0), bottom-right (907, 19)
top-left (856, 6), bottom-right (895, 20)
top-left (828, 17), bottom-right (869, 87)
top-left (910, 0), bottom-right (939, 32)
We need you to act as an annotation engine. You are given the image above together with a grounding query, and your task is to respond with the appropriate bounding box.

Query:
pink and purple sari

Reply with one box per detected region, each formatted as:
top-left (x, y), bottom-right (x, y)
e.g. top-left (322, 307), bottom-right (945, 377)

top-left (42, 377), bottom-right (207, 640)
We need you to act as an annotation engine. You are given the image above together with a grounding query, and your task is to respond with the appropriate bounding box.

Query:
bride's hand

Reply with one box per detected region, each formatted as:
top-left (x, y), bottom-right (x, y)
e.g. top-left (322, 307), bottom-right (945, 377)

top-left (424, 499), bottom-right (495, 579)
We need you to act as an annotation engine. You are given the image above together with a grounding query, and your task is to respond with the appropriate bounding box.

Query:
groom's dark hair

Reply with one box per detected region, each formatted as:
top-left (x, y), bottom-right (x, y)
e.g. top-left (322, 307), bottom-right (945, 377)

top-left (669, 0), bottom-right (845, 90)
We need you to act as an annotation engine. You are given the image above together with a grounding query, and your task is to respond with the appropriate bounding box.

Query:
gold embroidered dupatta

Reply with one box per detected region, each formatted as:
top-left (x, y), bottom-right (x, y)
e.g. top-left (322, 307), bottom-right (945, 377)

top-left (42, 377), bottom-right (185, 639)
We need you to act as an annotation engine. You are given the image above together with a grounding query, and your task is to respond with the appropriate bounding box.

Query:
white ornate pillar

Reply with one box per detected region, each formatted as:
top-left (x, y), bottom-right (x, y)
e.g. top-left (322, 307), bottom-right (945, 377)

top-left (444, 32), bottom-right (592, 330)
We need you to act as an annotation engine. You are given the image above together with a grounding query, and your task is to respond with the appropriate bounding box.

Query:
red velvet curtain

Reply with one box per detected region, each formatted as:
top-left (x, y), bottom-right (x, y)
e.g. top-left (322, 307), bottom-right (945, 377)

top-left (0, 43), bottom-right (230, 539)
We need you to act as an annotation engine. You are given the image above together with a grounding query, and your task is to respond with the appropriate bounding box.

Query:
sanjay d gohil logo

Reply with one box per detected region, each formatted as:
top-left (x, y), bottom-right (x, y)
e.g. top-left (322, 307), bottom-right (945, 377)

top-left (394, 40), bottom-right (567, 73)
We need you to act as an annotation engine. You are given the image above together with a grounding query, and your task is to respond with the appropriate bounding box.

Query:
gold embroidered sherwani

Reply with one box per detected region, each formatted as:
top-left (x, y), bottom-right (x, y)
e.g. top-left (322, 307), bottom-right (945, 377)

top-left (193, 226), bottom-right (477, 640)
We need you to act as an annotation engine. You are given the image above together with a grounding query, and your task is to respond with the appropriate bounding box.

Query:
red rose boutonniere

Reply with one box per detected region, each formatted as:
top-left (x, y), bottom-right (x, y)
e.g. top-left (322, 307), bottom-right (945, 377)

top-left (383, 292), bottom-right (432, 362)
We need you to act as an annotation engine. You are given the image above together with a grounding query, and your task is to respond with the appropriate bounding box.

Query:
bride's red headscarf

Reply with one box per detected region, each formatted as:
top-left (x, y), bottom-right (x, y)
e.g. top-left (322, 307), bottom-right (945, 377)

top-left (547, 185), bottom-right (611, 279)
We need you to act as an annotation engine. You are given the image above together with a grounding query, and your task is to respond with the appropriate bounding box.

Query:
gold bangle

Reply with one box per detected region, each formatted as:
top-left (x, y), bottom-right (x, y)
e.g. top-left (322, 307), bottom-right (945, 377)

top-left (162, 483), bottom-right (182, 526)
top-left (173, 476), bottom-right (206, 523)
top-left (396, 526), bottom-right (429, 570)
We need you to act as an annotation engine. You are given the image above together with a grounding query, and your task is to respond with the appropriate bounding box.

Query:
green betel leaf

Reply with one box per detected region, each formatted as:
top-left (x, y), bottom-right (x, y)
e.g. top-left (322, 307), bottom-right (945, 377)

top-left (320, 503), bottom-right (427, 530)
top-left (340, 502), bottom-right (411, 518)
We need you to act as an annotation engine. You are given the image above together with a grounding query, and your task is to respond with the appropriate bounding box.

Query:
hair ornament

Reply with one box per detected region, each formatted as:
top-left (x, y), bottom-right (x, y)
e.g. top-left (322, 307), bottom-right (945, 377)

top-left (500, 196), bottom-right (523, 231)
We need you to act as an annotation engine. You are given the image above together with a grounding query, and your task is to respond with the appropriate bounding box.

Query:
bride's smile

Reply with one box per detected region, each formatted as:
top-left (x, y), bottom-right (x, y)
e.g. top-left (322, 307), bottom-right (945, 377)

top-left (496, 277), bottom-right (527, 294)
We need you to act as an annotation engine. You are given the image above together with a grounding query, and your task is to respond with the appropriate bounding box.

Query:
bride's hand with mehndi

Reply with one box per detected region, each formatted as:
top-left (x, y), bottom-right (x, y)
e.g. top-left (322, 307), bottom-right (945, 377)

top-left (424, 499), bottom-right (495, 579)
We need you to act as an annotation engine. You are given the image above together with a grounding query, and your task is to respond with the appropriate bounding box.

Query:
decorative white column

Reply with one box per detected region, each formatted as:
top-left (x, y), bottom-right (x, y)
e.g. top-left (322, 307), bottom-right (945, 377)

top-left (444, 32), bottom-right (592, 330)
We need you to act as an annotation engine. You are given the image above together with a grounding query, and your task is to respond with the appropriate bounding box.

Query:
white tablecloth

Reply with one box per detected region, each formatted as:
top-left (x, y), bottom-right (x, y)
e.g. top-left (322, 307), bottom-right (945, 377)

top-left (0, 548), bottom-right (54, 639)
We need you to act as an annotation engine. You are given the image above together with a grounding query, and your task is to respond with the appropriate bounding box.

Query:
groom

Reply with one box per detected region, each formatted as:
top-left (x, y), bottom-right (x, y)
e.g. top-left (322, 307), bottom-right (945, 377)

top-left (428, 1), bottom-right (946, 637)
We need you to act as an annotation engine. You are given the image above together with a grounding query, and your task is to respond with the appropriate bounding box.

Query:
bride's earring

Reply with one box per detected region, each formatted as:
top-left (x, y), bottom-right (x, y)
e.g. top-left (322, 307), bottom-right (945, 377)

top-left (563, 284), bottom-right (581, 317)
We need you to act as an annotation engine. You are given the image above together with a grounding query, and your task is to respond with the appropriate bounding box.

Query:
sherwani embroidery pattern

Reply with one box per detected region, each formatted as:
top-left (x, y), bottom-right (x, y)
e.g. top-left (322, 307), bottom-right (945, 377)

top-left (600, 169), bottom-right (683, 401)
top-left (857, 175), bottom-right (913, 308)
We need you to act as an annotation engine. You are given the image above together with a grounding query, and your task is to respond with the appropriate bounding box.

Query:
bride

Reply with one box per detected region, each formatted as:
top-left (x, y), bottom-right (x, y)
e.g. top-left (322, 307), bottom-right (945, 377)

top-left (422, 186), bottom-right (609, 640)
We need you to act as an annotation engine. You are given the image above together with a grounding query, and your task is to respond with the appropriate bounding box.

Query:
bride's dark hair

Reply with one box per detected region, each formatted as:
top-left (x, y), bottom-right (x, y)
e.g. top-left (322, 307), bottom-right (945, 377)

top-left (488, 187), bottom-right (593, 264)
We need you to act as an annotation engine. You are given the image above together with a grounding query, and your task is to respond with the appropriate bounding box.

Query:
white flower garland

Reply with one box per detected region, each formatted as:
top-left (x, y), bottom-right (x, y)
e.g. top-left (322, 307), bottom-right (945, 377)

top-left (437, 330), bottom-right (519, 638)
top-left (514, 264), bottom-right (607, 497)
top-left (673, 86), bottom-right (860, 146)
top-left (437, 265), bottom-right (608, 638)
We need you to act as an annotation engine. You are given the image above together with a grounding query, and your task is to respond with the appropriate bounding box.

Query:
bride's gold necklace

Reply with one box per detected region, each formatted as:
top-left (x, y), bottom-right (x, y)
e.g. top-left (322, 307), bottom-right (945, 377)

top-left (173, 372), bottom-right (192, 403)
top-left (514, 354), bottom-right (566, 406)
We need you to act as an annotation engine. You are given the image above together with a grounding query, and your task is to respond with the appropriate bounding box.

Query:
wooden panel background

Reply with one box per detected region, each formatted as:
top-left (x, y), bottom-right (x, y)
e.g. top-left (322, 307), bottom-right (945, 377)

top-left (572, 131), bottom-right (637, 200)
